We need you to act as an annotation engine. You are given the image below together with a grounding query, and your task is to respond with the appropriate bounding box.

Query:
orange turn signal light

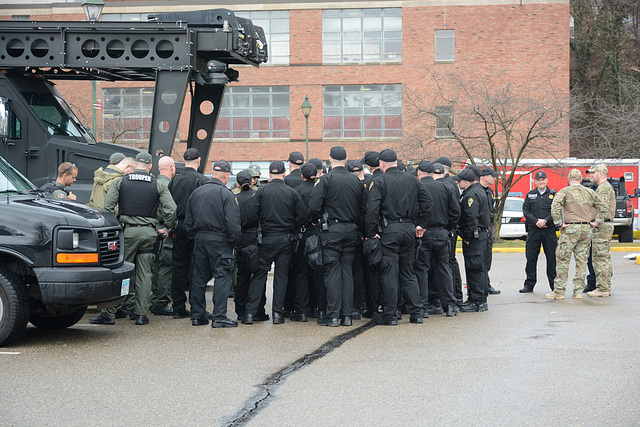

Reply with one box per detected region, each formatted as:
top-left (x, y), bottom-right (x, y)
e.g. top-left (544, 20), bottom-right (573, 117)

top-left (56, 253), bottom-right (99, 264)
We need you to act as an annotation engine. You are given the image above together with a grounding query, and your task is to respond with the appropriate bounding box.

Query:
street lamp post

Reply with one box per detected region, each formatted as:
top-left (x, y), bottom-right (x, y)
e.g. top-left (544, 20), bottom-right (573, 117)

top-left (82, 0), bottom-right (105, 22)
top-left (300, 95), bottom-right (312, 162)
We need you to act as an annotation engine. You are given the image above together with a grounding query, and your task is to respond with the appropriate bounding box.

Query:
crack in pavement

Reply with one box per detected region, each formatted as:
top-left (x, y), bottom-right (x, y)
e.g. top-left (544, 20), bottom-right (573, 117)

top-left (223, 320), bottom-right (377, 426)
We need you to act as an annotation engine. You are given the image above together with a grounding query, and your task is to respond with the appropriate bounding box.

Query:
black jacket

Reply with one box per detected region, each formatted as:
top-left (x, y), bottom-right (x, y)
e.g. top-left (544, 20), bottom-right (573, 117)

top-left (309, 166), bottom-right (367, 230)
top-left (420, 176), bottom-right (460, 230)
top-left (458, 183), bottom-right (490, 241)
top-left (184, 178), bottom-right (242, 246)
top-left (246, 178), bottom-right (306, 236)
top-left (168, 167), bottom-right (208, 220)
top-left (522, 187), bottom-right (556, 230)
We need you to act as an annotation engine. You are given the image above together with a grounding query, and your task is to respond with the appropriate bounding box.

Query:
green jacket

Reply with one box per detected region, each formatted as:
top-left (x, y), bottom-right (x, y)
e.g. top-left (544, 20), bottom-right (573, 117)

top-left (89, 165), bottom-right (125, 209)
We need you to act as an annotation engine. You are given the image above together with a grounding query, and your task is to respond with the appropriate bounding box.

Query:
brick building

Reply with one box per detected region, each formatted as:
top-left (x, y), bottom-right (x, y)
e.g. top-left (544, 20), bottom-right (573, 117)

top-left (0, 0), bottom-right (570, 173)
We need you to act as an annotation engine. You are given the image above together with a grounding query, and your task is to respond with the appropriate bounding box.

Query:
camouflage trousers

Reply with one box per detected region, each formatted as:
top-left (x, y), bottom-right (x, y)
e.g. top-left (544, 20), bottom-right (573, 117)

top-left (555, 224), bottom-right (591, 294)
top-left (591, 222), bottom-right (614, 292)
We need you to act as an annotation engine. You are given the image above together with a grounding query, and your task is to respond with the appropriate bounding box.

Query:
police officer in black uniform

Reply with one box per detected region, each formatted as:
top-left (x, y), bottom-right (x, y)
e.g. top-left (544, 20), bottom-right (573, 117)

top-left (415, 161), bottom-right (461, 317)
top-left (184, 160), bottom-right (242, 327)
top-left (309, 147), bottom-right (367, 327)
top-left (365, 149), bottom-right (432, 325)
top-left (284, 151), bottom-right (305, 188)
top-left (436, 156), bottom-right (465, 305)
top-left (289, 163), bottom-right (318, 322)
top-left (479, 166), bottom-right (501, 296)
top-left (168, 148), bottom-right (208, 319)
top-left (242, 161), bottom-right (306, 325)
top-left (361, 150), bottom-right (383, 318)
top-left (520, 170), bottom-right (557, 292)
top-left (457, 168), bottom-right (491, 312)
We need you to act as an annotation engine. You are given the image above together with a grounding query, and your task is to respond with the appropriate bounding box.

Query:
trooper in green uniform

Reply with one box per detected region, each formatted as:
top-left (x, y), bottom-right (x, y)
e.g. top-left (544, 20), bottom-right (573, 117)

top-left (548, 169), bottom-right (607, 300)
top-left (150, 155), bottom-right (177, 315)
top-left (585, 164), bottom-right (616, 298)
top-left (90, 151), bottom-right (176, 325)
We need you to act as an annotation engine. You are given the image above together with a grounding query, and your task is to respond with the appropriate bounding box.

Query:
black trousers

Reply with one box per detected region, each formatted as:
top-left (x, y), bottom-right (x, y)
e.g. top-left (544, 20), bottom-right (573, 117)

top-left (379, 223), bottom-right (422, 320)
top-left (321, 223), bottom-right (358, 319)
top-left (189, 234), bottom-right (234, 321)
top-left (245, 236), bottom-right (293, 316)
top-left (415, 227), bottom-right (456, 310)
top-left (292, 230), bottom-right (318, 316)
top-left (483, 225), bottom-right (495, 296)
top-left (524, 227), bottom-right (557, 290)
top-left (171, 221), bottom-right (193, 311)
top-left (352, 238), bottom-right (365, 312)
top-left (363, 256), bottom-right (381, 313)
top-left (463, 231), bottom-right (488, 303)
top-left (234, 235), bottom-right (267, 318)
top-left (449, 230), bottom-right (463, 302)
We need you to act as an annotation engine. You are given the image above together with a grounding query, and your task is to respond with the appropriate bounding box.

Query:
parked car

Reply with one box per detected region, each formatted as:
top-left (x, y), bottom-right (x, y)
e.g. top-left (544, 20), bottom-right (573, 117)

top-left (499, 196), bottom-right (527, 239)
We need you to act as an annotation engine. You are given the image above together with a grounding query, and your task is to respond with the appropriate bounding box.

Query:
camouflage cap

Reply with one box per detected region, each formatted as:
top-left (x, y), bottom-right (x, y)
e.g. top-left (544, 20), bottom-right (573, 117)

top-left (247, 164), bottom-right (261, 177)
top-left (586, 164), bottom-right (608, 175)
top-left (135, 151), bottom-right (153, 164)
top-left (109, 152), bottom-right (126, 164)
top-left (568, 168), bottom-right (582, 181)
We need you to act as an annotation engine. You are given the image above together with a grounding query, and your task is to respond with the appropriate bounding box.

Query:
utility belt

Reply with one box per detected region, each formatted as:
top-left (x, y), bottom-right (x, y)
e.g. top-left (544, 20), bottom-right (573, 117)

top-left (197, 231), bottom-right (229, 242)
top-left (566, 222), bottom-right (589, 225)
top-left (122, 223), bottom-right (155, 229)
top-left (321, 216), bottom-right (355, 231)
top-left (258, 232), bottom-right (293, 245)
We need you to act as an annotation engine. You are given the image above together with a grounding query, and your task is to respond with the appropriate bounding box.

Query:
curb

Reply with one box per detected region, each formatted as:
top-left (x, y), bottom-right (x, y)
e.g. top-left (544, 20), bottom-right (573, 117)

top-left (455, 246), bottom-right (639, 253)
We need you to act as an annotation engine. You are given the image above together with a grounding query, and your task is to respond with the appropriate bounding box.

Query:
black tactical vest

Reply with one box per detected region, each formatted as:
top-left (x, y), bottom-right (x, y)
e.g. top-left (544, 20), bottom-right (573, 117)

top-left (119, 172), bottom-right (159, 218)
top-left (40, 182), bottom-right (69, 195)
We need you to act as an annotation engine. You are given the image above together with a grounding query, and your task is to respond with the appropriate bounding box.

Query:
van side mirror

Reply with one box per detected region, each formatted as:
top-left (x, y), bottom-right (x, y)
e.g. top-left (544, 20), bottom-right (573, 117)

top-left (0, 97), bottom-right (9, 141)
top-left (633, 188), bottom-right (640, 198)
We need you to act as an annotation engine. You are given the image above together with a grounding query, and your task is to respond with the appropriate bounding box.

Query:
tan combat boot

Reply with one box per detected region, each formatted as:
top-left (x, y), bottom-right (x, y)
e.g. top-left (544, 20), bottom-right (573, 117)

top-left (572, 293), bottom-right (582, 299)
top-left (586, 289), bottom-right (611, 298)
top-left (545, 291), bottom-right (565, 300)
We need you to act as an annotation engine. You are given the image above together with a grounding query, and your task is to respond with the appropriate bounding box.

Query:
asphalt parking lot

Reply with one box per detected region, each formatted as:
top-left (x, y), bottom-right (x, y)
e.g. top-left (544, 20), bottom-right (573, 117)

top-left (1, 252), bottom-right (639, 426)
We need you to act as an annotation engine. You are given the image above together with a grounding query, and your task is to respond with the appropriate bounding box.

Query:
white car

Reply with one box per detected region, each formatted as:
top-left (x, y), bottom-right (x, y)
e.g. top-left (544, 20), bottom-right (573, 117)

top-left (499, 196), bottom-right (527, 239)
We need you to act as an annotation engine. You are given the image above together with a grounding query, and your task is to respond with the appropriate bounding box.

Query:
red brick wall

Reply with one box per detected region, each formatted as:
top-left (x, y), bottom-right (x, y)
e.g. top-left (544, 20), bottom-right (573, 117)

top-left (3, 2), bottom-right (569, 170)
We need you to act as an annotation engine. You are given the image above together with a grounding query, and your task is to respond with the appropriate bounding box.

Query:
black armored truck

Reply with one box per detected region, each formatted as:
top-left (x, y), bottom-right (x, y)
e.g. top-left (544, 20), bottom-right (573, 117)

top-left (0, 153), bottom-right (135, 346)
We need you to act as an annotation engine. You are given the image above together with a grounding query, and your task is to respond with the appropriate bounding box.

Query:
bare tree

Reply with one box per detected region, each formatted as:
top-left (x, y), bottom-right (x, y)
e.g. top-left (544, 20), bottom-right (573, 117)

top-left (404, 68), bottom-right (569, 233)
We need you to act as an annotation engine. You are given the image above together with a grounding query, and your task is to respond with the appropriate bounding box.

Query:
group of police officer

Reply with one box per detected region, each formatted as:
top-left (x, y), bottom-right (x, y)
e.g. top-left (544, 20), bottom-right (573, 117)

top-left (40, 145), bottom-right (615, 329)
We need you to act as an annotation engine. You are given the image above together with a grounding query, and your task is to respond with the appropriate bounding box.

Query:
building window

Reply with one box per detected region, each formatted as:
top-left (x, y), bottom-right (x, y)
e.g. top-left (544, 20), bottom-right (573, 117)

top-left (323, 85), bottom-right (402, 138)
top-left (323, 8), bottom-right (402, 63)
top-left (215, 86), bottom-right (290, 139)
top-left (102, 14), bottom-right (145, 21)
top-left (435, 106), bottom-right (454, 138)
top-left (237, 11), bottom-right (290, 65)
top-left (435, 29), bottom-right (455, 62)
top-left (102, 88), bottom-right (154, 141)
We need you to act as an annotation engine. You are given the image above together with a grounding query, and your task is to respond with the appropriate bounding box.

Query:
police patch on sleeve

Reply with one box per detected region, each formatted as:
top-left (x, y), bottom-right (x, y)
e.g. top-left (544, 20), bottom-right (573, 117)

top-left (369, 182), bottom-right (374, 191)
top-left (549, 194), bottom-right (554, 199)
top-left (467, 197), bottom-right (474, 207)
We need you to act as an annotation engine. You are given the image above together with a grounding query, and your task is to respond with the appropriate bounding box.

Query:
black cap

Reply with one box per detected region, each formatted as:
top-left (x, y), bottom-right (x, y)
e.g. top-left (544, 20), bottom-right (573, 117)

top-left (346, 160), bottom-right (363, 173)
top-left (309, 158), bottom-right (324, 172)
top-left (300, 163), bottom-right (318, 179)
top-left (435, 156), bottom-right (452, 168)
top-left (183, 148), bottom-right (201, 161)
top-left (236, 170), bottom-right (252, 186)
top-left (269, 161), bottom-right (286, 175)
top-left (481, 166), bottom-right (499, 177)
top-left (451, 174), bottom-right (461, 182)
top-left (458, 169), bottom-right (477, 182)
top-left (397, 160), bottom-right (406, 171)
top-left (378, 149), bottom-right (397, 162)
top-left (212, 160), bottom-right (232, 173)
top-left (433, 162), bottom-right (445, 174)
top-left (330, 146), bottom-right (347, 161)
top-left (417, 160), bottom-right (434, 173)
top-left (288, 151), bottom-right (304, 165)
top-left (467, 164), bottom-right (482, 177)
top-left (362, 151), bottom-right (380, 167)
top-left (535, 170), bottom-right (547, 179)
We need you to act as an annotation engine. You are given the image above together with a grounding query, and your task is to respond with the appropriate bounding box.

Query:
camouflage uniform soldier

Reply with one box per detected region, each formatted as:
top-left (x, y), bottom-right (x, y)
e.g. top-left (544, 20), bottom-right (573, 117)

top-left (586, 164), bottom-right (616, 297)
top-left (548, 169), bottom-right (608, 300)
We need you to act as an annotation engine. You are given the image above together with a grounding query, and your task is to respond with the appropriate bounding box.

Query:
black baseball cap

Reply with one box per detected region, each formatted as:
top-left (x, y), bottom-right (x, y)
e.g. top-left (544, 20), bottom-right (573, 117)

top-left (417, 160), bottom-right (434, 173)
top-left (309, 158), bottom-right (324, 173)
top-left (269, 161), bottom-right (286, 174)
top-left (467, 164), bottom-right (482, 177)
top-left (330, 146), bottom-right (347, 161)
top-left (300, 163), bottom-right (318, 179)
top-left (288, 151), bottom-right (304, 165)
top-left (481, 166), bottom-right (499, 177)
top-left (346, 160), bottom-right (363, 173)
top-left (435, 156), bottom-right (452, 168)
top-left (183, 148), bottom-right (201, 161)
top-left (433, 163), bottom-right (445, 174)
top-left (378, 149), bottom-right (397, 162)
top-left (212, 160), bottom-right (232, 173)
top-left (458, 169), bottom-right (477, 182)
top-left (535, 170), bottom-right (547, 179)
top-left (236, 170), bottom-right (252, 186)
top-left (362, 151), bottom-right (380, 167)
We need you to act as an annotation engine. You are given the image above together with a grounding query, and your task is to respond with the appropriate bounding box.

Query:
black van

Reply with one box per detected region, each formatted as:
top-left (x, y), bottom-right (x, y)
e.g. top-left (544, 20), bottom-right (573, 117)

top-left (0, 155), bottom-right (134, 346)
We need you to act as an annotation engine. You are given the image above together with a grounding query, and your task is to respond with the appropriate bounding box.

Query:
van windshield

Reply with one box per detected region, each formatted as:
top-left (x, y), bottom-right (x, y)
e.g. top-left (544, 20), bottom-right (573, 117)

top-left (0, 156), bottom-right (37, 193)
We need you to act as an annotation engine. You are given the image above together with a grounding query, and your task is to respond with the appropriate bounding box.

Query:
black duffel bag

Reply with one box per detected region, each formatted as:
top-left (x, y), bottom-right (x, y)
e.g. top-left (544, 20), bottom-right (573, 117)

top-left (363, 237), bottom-right (383, 266)
top-left (305, 234), bottom-right (323, 269)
